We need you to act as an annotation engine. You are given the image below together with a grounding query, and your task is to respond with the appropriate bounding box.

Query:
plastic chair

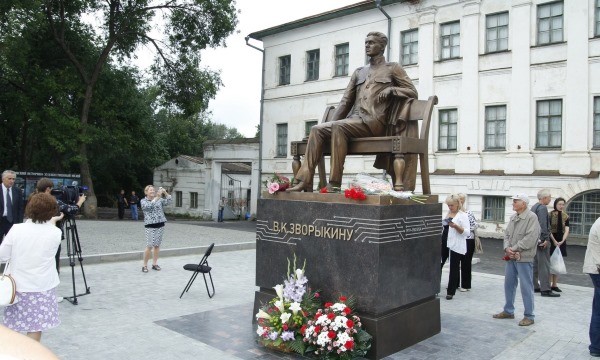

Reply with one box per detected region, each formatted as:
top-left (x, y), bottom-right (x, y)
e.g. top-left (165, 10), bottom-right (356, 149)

top-left (180, 243), bottom-right (215, 298)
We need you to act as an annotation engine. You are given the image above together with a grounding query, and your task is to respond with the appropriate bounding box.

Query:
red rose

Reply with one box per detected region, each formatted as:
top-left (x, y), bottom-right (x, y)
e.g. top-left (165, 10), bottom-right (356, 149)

top-left (327, 313), bottom-right (335, 320)
top-left (328, 331), bottom-right (336, 339)
top-left (320, 187), bottom-right (328, 193)
top-left (324, 302), bottom-right (333, 308)
top-left (346, 319), bottom-right (354, 328)
top-left (339, 296), bottom-right (347, 301)
top-left (300, 325), bottom-right (307, 334)
top-left (345, 340), bottom-right (354, 349)
top-left (315, 292), bottom-right (320, 298)
top-left (343, 307), bottom-right (351, 314)
top-left (358, 192), bottom-right (367, 200)
top-left (502, 255), bottom-right (510, 261)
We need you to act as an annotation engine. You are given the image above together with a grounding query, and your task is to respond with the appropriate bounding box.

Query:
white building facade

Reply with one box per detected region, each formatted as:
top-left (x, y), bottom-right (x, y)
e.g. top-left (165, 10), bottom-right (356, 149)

top-left (248, 0), bottom-right (600, 242)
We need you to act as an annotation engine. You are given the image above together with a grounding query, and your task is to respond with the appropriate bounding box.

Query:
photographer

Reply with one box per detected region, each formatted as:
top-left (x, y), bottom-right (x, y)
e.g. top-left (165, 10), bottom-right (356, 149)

top-left (35, 178), bottom-right (86, 274)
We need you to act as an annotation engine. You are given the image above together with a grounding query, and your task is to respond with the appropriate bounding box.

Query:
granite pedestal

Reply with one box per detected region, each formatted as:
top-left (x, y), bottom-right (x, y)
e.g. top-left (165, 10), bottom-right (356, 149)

top-left (253, 192), bottom-right (442, 359)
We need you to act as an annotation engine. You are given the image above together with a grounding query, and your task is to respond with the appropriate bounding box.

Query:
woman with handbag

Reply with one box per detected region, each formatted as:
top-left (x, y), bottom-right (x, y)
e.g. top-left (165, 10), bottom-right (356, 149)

top-left (0, 193), bottom-right (63, 342)
top-left (140, 185), bottom-right (172, 272)
top-left (443, 194), bottom-right (470, 300)
top-left (549, 197), bottom-right (569, 292)
top-left (457, 193), bottom-right (479, 292)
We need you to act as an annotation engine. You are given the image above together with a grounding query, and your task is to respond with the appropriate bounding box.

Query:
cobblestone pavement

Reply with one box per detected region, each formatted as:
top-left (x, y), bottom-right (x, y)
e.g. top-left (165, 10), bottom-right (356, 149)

top-left (0, 220), bottom-right (596, 359)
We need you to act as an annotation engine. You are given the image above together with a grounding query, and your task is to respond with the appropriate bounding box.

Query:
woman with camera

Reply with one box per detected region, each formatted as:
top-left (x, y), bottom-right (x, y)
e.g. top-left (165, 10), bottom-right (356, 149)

top-left (140, 185), bottom-right (172, 272)
top-left (0, 193), bottom-right (64, 342)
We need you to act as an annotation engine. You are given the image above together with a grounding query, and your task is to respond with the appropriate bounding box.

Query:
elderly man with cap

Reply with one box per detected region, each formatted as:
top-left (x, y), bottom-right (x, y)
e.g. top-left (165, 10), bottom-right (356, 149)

top-left (493, 193), bottom-right (541, 327)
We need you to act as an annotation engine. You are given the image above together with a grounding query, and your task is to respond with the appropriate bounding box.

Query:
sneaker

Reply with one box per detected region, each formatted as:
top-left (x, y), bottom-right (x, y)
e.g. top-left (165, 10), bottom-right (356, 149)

top-left (56, 296), bottom-right (64, 303)
top-left (518, 318), bottom-right (534, 326)
top-left (541, 290), bottom-right (560, 297)
top-left (493, 311), bottom-right (515, 319)
top-left (551, 286), bottom-right (562, 292)
top-left (459, 288), bottom-right (469, 292)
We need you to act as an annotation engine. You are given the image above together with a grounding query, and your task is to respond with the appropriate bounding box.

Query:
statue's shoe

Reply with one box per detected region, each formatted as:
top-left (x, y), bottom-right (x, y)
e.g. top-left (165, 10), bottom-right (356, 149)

top-left (286, 181), bottom-right (306, 192)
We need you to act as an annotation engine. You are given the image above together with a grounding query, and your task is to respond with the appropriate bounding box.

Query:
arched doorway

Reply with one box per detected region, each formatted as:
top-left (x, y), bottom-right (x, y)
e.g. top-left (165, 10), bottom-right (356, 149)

top-left (566, 190), bottom-right (600, 240)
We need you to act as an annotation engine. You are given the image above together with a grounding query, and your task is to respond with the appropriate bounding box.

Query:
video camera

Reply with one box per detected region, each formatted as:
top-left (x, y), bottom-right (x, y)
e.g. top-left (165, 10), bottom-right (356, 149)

top-left (51, 185), bottom-right (88, 206)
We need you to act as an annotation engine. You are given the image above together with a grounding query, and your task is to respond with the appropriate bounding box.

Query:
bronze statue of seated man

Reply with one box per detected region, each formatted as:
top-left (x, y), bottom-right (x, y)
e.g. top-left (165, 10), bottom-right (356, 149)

top-left (287, 31), bottom-right (418, 192)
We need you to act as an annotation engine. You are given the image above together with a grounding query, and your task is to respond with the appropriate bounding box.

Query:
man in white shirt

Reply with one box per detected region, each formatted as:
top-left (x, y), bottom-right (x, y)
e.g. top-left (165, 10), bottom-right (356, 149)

top-left (0, 170), bottom-right (23, 244)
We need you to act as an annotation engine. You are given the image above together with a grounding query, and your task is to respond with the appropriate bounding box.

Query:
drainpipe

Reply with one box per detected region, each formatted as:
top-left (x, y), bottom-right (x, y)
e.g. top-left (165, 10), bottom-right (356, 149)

top-left (245, 36), bottom-right (265, 205)
top-left (375, 0), bottom-right (392, 61)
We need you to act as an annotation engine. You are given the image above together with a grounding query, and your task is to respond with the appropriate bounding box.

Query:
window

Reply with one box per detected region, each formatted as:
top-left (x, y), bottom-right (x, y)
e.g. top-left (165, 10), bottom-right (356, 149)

top-left (485, 105), bottom-right (506, 150)
top-left (306, 49), bottom-right (319, 81)
top-left (486, 12), bottom-right (509, 52)
top-left (175, 191), bottom-right (182, 207)
top-left (305, 120), bottom-right (318, 137)
top-left (440, 21), bottom-right (460, 59)
top-left (483, 196), bottom-right (505, 222)
top-left (536, 99), bottom-right (562, 148)
top-left (276, 123), bottom-right (288, 157)
top-left (438, 109), bottom-right (458, 151)
top-left (401, 29), bottom-right (418, 65)
top-left (595, 97), bottom-right (600, 148)
top-left (567, 191), bottom-right (600, 238)
top-left (537, 1), bottom-right (563, 45)
top-left (596, 0), bottom-right (600, 36)
top-left (190, 192), bottom-right (198, 209)
top-left (335, 43), bottom-right (349, 76)
top-left (279, 55), bottom-right (291, 85)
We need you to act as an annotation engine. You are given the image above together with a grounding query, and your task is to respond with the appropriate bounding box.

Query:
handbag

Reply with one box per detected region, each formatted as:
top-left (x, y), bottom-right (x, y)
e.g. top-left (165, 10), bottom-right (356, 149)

top-left (550, 247), bottom-right (567, 275)
top-left (474, 233), bottom-right (483, 254)
top-left (0, 259), bottom-right (17, 306)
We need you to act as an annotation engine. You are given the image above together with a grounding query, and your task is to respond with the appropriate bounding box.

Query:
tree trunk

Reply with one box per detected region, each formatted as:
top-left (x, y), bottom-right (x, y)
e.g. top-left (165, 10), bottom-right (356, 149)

top-left (80, 84), bottom-right (97, 218)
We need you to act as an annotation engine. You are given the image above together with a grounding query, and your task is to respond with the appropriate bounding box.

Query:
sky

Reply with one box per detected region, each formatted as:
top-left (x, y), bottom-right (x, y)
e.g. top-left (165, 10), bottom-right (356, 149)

top-left (198, 0), bottom-right (357, 137)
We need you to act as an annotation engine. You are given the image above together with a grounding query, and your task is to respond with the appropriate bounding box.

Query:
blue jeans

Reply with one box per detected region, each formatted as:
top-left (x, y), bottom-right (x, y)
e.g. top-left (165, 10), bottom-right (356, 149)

top-left (503, 261), bottom-right (535, 320)
top-left (218, 209), bottom-right (224, 222)
top-left (589, 274), bottom-right (600, 354)
top-left (130, 205), bottom-right (138, 220)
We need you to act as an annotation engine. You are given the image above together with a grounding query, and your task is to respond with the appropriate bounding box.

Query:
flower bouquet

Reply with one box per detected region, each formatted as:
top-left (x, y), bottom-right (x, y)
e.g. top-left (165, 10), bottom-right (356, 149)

top-left (263, 173), bottom-right (291, 194)
top-left (349, 173), bottom-right (429, 204)
top-left (255, 257), bottom-right (321, 354)
top-left (302, 296), bottom-right (372, 359)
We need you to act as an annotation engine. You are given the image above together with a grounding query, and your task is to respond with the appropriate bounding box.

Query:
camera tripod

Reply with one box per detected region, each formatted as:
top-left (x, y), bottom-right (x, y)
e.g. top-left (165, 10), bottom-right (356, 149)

top-left (62, 216), bottom-right (90, 305)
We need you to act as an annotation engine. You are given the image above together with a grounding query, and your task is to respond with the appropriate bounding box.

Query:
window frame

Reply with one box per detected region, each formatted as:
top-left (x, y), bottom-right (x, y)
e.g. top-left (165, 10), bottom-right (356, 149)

top-left (401, 29), bottom-right (419, 66)
top-left (536, 99), bottom-right (562, 149)
top-left (536, 1), bottom-right (564, 45)
top-left (440, 21), bottom-right (460, 60)
top-left (483, 196), bottom-right (505, 222)
top-left (278, 55), bottom-right (291, 85)
top-left (438, 109), bottom-right (458, 151)
top-left (276, 123), bottom-right (288, 157)
top-left (485, 12), bottom-right (509, 53)
top-left (335, 43), bottom-right (350, 77)
top-left (594, 97), bottom-right (600, 148)
top-left (484, 105), bottom-right (507, 150)
top-left (190, 192), bottom-right (198, 209)
top-left (596, 0), bottom-right (600, 37)
top-left (305, 120), bottom-right (318, 137)
top-left (175, 191), bottom-right (182, 208)
top-left (306, 49), bottom-right (320, 81)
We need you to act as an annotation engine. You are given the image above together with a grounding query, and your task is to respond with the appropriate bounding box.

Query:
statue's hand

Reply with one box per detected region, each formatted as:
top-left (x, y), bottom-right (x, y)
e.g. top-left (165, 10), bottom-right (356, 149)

top-left (377, 88), bottom-right (392, 102)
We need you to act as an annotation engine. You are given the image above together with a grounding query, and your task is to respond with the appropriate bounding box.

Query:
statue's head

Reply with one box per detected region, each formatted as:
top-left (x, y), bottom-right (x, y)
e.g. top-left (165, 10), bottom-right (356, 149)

top-left (366, 31), bottom-right (388, 56)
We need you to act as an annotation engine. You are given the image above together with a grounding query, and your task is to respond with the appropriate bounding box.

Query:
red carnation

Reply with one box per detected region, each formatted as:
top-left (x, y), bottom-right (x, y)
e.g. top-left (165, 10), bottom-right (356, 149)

top-left (344, 189), bottom-right (351, 198)
top-left (346, 319), bottom-right (354, 328)
top-left (314, 326), bottom-right (321, 333)
top-left (343, 307), bottom-right (351, 314)
top-left (300, 325), bottom-right (307, 334)
top-left (345, 340), bottom-right (354, 349)
top-left (339, 296), bottom-right (347, 301)
top-left (324, 302), bottom-right (333, 308)
top-left (327, 312), bottom-right (335, 320)
top-left (320, 187), bottom-right (328, 193)
top-left (315, 292), bottom-right (320, 298)
top-left (283, 324), bottom-right (288, 330)
top-left (358, 192), bottom-right (367, 200)
top-left (303, 311), bottom-right (309, 317)
top-left (328, 331), bottom-right (336, 339)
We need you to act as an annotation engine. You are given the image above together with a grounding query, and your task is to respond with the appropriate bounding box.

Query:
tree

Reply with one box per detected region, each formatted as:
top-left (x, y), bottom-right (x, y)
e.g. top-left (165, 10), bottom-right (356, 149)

top-left (1, 0), bottom-right (238, 217)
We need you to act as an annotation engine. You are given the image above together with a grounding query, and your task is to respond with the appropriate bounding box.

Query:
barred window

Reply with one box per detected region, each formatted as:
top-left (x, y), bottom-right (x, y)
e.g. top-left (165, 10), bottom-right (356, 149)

top-left (335, 43), bottom-right (349, 76)
top-left (440, 21), bottom-right (460, 59)
top-left (483, 196), bottom-right (505, 222)
top-left (279, 55), bottom-right (291, 85)
top-left (537, 1), bottom-right (563, 45)
top-left (175, 191), bottom-right (182, 207)
top-left (401, 29), bottom-right (418, 65)
top-left (486, 12), bottom-right (509, 53)
top-left (485, 105), bottom-right (506, 150)
top-left (190, 192), bottom-right (198, 209)
top-left (276, 123), bottom-right (288, 157)
top-left (438, 109), bottom-right (458, 151)
top-left (306, 49), bottom-right (320, 81)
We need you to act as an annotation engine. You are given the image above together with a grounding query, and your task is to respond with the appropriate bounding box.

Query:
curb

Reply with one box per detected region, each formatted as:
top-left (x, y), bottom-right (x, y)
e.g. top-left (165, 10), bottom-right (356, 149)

top-left (59, 241), bottom-right (256, 266)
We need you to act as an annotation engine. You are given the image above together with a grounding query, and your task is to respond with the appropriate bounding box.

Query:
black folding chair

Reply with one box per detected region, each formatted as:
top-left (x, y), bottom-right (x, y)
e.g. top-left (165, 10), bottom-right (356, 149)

top-left (180, 243), bottom-right (215, 298)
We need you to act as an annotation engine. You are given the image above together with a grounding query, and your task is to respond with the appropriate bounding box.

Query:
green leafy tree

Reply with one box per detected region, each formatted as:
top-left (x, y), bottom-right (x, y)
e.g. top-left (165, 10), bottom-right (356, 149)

top-left (1, 0), bottom-right (238, 217)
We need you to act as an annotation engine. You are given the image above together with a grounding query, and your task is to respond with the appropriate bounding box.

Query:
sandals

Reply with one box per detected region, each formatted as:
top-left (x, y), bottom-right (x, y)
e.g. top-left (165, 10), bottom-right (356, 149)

top-left (142, 266), bottom-right (148, 273)
top-left (151, 265), bottom-right (161, 271)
